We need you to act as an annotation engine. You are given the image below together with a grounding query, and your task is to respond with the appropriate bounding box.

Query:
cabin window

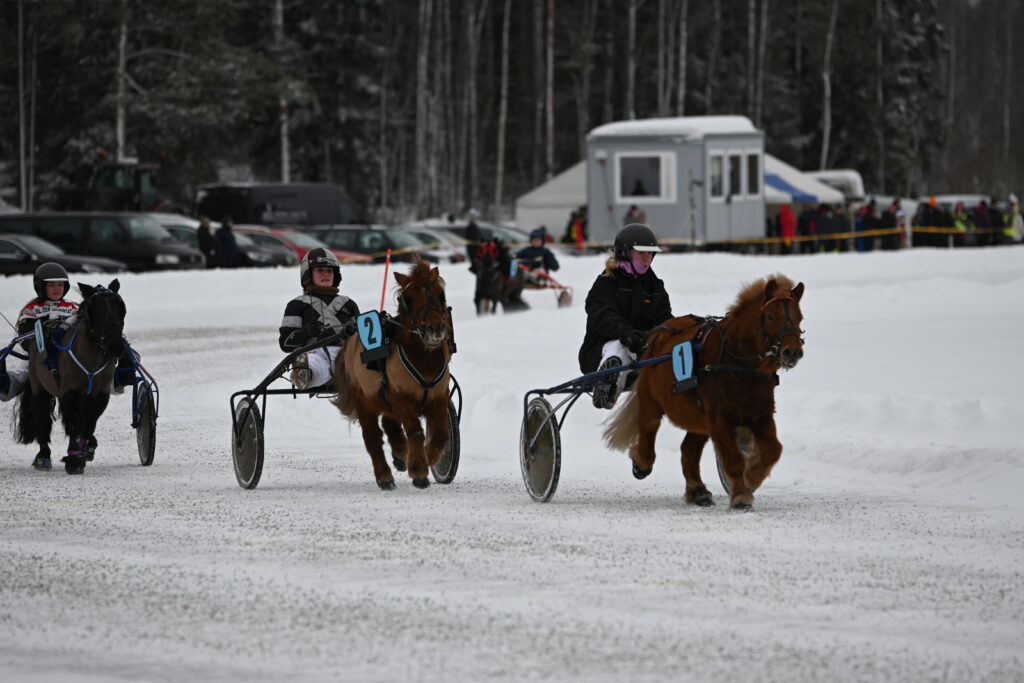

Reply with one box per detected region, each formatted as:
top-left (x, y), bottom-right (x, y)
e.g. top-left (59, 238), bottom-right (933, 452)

top-left (709, 154), bottom-right (725, 200)
top-left (746, 152), bottom-right (761, 197)
top-left (729, 153), bottom-right (743, 198)
top-left (615, 152), bottom-right (676, 204)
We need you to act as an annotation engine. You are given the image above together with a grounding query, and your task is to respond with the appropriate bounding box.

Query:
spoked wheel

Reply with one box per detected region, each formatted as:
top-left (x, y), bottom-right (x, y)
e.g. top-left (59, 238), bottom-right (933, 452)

top-left (520, 397), bottom-right (561, 502)
top-left (232, 398), bottom-right (265, 489)
top-left (136, 383), bottom-right (157, 466)
top-left (430, 400), bottom-right (460, 484)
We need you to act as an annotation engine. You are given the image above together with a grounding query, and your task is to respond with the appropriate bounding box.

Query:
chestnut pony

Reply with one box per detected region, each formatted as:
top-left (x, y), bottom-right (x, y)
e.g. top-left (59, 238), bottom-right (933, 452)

top-left (603, 275), bottom-right (805, 509)
top-left (333, 258), bottom-right (454, 489)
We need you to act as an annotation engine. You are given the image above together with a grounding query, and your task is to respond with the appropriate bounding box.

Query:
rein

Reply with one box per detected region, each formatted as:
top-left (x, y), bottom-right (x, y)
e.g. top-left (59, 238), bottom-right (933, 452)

top-left (52, 288), bottom-right (124, 395)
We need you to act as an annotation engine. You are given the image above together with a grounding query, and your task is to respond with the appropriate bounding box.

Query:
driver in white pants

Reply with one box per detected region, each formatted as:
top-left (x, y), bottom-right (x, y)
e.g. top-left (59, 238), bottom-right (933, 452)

top-left (278, 248), bottom-right (360, 390)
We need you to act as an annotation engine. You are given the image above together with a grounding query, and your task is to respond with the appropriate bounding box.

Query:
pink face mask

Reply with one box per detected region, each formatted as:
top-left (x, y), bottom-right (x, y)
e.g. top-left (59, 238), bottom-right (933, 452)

top-left (620, 250), bottom-right (653, 276)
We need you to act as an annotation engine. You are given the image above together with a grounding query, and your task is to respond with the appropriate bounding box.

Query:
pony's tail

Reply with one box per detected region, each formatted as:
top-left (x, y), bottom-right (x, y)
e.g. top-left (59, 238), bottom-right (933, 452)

top-left (602, 390), bottom-right (640, 452)
top-left (329, 350), bottom-right (358, 422)
top-left (14, 384), bottom-right (52, 445)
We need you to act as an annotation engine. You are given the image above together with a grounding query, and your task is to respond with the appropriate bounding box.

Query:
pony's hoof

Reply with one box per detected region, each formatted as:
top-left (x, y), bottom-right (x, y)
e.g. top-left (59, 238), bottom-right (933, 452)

top-left (392, 457), bottom-right (407, 472)
top-left (412, 477), bottom-right (431, 489)
top-left (731, 502), bottom-right (753, 511)
top-left (632, 462), bottom-right (653, 480)
top-left (32, 456), bottom-right (52, 471)
top-left (687, 485), bottom-right (714, 506)
top-left (377, 479), bottom-right (396, 491)
top-left (62, 456), bottom-right (86, 475)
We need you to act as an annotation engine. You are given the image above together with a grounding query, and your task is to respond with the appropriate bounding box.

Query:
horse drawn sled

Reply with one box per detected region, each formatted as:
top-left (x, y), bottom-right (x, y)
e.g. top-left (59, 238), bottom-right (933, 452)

top-left (2, 280), bottom-right (159, 473)
top-left (473, 239), bottom-right (573, 313)
top-left (231, 259), bottom-right (462, 491)
top-left (519, 276), bottom-right (805, 509)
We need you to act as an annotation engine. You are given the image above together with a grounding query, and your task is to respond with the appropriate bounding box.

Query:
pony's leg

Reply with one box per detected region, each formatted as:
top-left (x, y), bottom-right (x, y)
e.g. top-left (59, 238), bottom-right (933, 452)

top-left (399, 414), bottom-right (430, 488)
top-left (681, 432), bottom-right (713, 506)
top-left (20, 387), bottom-right (55, 470)
top-left (709, 423), bottom-right (756, 509)
top-left (354, 408), bottom-right (395, 490)
top-left (630, 394), bottom-right (664, 479)
top-left (423, 397), bottom-right (450, 467)
top-left (58, 393), bottom-right (89, 475)
top-left (742, 418), bottom-right (783, 492)
top-left (75, 392), bottom-right (110, 462)
top-left (381, 416), bottom-right (408, 472)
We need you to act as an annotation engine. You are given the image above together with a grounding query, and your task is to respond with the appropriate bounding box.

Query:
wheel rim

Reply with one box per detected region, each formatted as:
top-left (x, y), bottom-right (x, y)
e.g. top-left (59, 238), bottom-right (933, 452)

top-left (136, 385), bottom-right (156, 466)
top-left (520, 397), bottom-right (560, 502)
top-left (232, 398), bottom-right (264, 489)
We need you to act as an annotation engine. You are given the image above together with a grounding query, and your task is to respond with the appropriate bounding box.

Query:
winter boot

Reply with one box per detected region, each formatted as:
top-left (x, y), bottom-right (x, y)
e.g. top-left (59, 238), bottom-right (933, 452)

top-left (591, 356), bottom-right (622, 409)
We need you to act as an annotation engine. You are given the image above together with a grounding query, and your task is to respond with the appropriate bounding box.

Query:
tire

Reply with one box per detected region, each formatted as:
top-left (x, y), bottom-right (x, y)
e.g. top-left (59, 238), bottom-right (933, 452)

top-left (136, 384), bottom-right (157, 466)
top-left (714, 442), bottom-right (730, 495)
top-left (430, 400), bottom-right (460, 484)
top-left (520, 397), bottom-right (561, 502)
top-left (232, 398), bottom-right (265, 489)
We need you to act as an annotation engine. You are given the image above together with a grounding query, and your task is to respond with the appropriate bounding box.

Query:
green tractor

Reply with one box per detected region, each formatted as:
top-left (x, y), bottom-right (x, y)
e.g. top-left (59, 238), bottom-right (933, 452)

top-left (57, 160), bottom-right (181, 213)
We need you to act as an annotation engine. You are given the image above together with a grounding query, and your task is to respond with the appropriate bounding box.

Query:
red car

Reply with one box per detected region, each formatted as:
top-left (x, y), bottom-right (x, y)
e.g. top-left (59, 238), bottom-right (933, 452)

top-left (234, 225), bottom-right (371, 264)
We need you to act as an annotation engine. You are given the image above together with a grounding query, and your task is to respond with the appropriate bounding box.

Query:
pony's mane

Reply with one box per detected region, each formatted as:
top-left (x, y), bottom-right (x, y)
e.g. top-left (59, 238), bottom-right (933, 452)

top-left (729, 274), bottom-right (796, 317)
top-left (405, 258), bottom-right (445, 290)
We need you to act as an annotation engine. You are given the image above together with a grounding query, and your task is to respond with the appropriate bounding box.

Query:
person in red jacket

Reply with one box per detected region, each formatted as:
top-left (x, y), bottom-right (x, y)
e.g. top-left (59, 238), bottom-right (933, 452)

top-left (777, 204), bottom-right (797, 255)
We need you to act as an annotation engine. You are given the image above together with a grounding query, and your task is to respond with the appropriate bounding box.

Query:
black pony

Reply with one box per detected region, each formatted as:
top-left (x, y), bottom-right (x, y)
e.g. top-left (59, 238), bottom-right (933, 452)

top-left (472, 239), bottom-right (527, 314)
top-left (16, 280), bottom-right (126, 474)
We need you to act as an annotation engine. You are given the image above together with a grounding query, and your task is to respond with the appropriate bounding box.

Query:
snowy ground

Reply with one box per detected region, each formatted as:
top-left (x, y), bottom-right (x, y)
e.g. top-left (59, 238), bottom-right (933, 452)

top-left (2, 246), bottom-right (1023, 682)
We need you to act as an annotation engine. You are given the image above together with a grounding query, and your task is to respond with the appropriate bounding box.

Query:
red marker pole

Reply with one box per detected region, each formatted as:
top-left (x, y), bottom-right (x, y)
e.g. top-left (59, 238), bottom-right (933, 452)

top-left (379, 249), bottom-right (392, 311)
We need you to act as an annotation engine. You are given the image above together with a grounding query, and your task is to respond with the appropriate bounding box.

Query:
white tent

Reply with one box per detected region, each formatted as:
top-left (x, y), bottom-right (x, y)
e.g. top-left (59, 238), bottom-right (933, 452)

top-left (764, 154), bottom-right (846, 206)
top-left (513, 161), bottom-right (585, 235)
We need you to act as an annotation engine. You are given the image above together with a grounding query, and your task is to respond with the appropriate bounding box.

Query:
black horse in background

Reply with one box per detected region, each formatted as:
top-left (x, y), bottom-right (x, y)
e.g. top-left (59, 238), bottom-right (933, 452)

top-left (471, 239), bottom-right (528, 314)
top-left (16, 280), bottom-right (126, 474)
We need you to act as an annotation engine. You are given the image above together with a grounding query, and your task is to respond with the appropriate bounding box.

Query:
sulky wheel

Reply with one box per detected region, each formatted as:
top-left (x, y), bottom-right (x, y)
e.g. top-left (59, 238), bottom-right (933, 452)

top-left (520, 396), bottom-right (561, 502)
top-left (232, 398), bottom-right (265, 489)
top-left (135, 383), bottom-right (157, 466)
top-left (430, 400), bottom-right (460, 484)
top-left (713, 442), bottom-right (730, 495)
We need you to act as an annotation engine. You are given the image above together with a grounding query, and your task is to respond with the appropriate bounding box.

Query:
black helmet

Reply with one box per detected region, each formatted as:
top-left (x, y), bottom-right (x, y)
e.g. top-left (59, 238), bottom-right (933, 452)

top-left (300, 248), bottom-right (342, 288)
top-left (33, 262), bottom-right (71, 300)
top-left (614, 223), bottom-right (662, 261)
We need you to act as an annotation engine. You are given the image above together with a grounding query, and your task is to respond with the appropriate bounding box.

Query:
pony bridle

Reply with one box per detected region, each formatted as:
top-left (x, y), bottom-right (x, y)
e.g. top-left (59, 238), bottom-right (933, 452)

top-left (400, 285), bottom-right (451, 349)
top-left (84, 288), bottom-right (124, 359)
top-left (759, 296), bottom-right (805, 367)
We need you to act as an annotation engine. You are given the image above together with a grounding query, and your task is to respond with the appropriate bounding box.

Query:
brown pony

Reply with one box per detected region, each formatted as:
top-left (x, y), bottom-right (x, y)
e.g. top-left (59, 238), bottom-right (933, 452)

top-left (603, 275), bottom-right (805, 509)
top-left (333, 257), bottom-right (454, 489)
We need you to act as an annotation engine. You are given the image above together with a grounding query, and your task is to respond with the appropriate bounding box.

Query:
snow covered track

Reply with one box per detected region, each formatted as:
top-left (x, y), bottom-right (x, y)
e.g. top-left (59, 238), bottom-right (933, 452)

top-left (2, 248), bottom-right (1022, 681)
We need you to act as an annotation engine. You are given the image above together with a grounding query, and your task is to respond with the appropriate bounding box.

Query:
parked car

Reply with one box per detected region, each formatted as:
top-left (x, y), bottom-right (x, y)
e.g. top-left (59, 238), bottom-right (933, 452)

top-left (154, 215), bottom-right (298, 268)
top-left (0, 233), bottom-right (127, 276)
top-left (233, 225), bottom-right (371, 264)
top-left (0, 212), bottom-right (205, 271)
top-left (307, 224), bottom-right (443, 263)
top-left (410, 219), bottom-right (532, 246)
top-left (392, 225), bottom-right (467, 264)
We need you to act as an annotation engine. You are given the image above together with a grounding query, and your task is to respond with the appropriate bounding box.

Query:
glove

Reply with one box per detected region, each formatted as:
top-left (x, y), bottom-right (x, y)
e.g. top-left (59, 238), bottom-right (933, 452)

top-left (619, 328), bottom-right (644, 353)
top-left (301, 321), bottom-right (327, 340)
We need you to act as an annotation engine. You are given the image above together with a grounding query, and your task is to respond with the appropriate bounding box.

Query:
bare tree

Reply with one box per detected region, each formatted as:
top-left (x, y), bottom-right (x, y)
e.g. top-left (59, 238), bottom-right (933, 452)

top-left (625, 0), bottom-right (638, 119)
top-left (601, 0), bottom-right (615, 123)
top-left (819, 0), bottom-right (839, 170)
top-left (705, 0), bottom-right (720, 112)
top-left (493, 0), bottom-right (511, 219)
top-left (675, 0), bottom-right (688, 116)
top-left (532, 0), bottom-right (543, 182)
top-left (1002, 6), bottom-right (1013, 169)
top-left (273, 0), bottom-right (289, 182)
top-left (465, 0), bottom-right (491, 210)
top-left (876, 0), bottom-right (886, 191)
top-left (415, 0), bottom-right (434, 213)
top-left (545, 0), bottom-right (554, 179)
top-left (17, 0), bottom-right (26, 209)
top-left (116, 0), bottom-right (129, 162)
top-left (747, 0), bottom-right (755, 116)
top-left (568, 1), bottom-right (599, 158)
top-left (754, 0), bottom-right (767, 126)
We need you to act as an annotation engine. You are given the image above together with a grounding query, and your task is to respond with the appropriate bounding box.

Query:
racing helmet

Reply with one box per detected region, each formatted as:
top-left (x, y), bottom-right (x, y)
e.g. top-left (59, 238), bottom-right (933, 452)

top-left (614, 223), bottom-right (662, 262)
top-left (33, 262), bottom-right (71, 300)
top-left (300, 248), bottom-right (342, 288)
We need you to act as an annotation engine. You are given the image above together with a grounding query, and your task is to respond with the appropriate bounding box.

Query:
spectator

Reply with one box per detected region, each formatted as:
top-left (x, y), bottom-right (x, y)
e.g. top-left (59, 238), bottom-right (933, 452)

top-left (622, 204), bottom-right (647, 226)
top-left (974, 200), bottom-right (992, 247)
top-left (197, 215), bottom-right (216, 267)
top-left (216, 215), bottom-right (240, 268)
top-left (777, 205), bottom-right (796, 255)
top-left (1009, 193), bottom-right (1024, 243)
top-left (797, 205), bottom-right (817, 254)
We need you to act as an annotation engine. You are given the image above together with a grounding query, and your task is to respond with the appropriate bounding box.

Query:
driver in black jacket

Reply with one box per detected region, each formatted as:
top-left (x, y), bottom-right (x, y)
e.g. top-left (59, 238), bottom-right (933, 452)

top-left (579, 223), bottom-right (672, 409)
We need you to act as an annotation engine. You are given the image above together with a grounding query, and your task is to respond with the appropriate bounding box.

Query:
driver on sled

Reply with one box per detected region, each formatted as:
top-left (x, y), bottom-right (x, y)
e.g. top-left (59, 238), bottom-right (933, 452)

top-left (515, 227), bottom-right (560, 285)
top-left (579, 223), bottom-right (672, 409)
top-left (279, 248), bottom-right (360, 390)
top-left (1, 262), bottom-right (79, 403)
